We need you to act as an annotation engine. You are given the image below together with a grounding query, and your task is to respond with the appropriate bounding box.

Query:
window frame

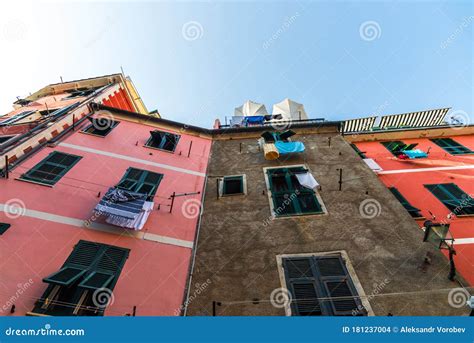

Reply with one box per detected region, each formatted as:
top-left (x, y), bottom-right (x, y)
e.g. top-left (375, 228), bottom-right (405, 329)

top-left (220, 175), bottom-right (247, 197)
top-left (430, 138), bottom-right (473, 155)
top-left (81, 119), bottom-right (120, 137)
top-left (264, 165), bottom-right (326, 218)
top-left (116, 167), bottom-right (163, 200)
top-left (276, 251), bottom-right (373, 316)
top-left (424, 183), bottom-right (474, 216)
top-left (388, 187), bottom-right (423, 218)
top-left (144, 130), bottom-right (181, 153)
top-left (19, 151), bottom-right (82, 186)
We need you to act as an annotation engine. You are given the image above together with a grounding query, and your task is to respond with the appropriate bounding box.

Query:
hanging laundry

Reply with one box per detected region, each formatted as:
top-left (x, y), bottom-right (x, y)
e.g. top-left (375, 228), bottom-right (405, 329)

top-left (244, 116), bottom-right (265, 125)
top-left (274, 141), bottom-right (305, 154)
top-left (93, 188), bottom-right (153, 231)
top-left (295, 172), bottom-right (319, 189)
top-left (403, 149), bottom-right (428, 159)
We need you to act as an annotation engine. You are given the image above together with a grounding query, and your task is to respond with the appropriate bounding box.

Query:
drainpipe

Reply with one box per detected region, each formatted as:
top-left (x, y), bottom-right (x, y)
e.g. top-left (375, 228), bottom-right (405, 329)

top-left (182, 143), bottom-right (212, 316)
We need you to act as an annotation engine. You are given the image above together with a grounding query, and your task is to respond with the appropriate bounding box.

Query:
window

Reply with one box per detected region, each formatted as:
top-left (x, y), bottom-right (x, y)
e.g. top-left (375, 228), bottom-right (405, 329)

top-left (30, 240), bottom-right (129, 316)
top-left (389, 187), bottom-right (422, 218)
top-left (425, 183), bottom-right (474, 215)
top-left (281, 254), bottom-right (366, 316)
top-left (117, 167), bottom-right (163, 200)
top-left (145, 130), bottom-right (180, 152)
top-left (20, 151), bottom-right (82, 185)
top-left (381, 141), bottom-right (404, 156)
top-left (221, 175), bottom-right (246, 196)
top-left (430, 138), bottom-right (473, 155)
top-left (350, 143), bottom-right (366, 159)
top-left (0, 111), bottom-right (35, 126)
top-left (266, 167), bottom-right (323, 217)
top-left (82, 118), bottom-right (119, 137)
top-left (0, 135), bottom-right (15, 144)
top-left (0, 223), bottom-right (11, 235)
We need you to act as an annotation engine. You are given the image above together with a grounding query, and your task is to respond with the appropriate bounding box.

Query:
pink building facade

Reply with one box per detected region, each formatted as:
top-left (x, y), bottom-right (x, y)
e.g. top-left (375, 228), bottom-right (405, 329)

top-left (0, 92), bottom-right (211, 315)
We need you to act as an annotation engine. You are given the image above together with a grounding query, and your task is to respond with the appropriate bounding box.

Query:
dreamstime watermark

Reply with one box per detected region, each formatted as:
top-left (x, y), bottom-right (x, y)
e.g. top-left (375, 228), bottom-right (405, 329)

top-left (92, 288), bottom-right (114, 308)
top-left (181, 199), bottom-right (202, 219)
top-left (440, 16), bottom-right (474, 50)
top-left (352, 278), bottom-right (390, 315)
top-left (270, 118), bottom-right (293, 131)
top-left (262, 12), bottom-right (300, 50)
top-left (359, 21), bottom-right (381, 41)
top-left (262, 190), bottom-right (300, 227)
top-left (447, 288), bottom-right (470, 309)
top-left (5, 198), bottom-right (26, 219)
top-left (359, 199), bottom-right (381, 219)
top-left (175, 278), bottom-right (212, 315)
top-left (0, 279), bottom-right (34, 313)
top-left (5, 324), bottom-right (84, 337)
top-left (91, 111), bottom-right (116, 131)
top-left (445, 110), bottom-right (471, 130)
top-left (270, 287), bottom-right (292, 309)
top-left (182, 21), bottom-right (204, 41)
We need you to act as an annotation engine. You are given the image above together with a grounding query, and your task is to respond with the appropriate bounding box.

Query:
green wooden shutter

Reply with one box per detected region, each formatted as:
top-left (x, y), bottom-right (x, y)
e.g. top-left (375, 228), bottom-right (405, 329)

top-left (283, 258), bottom-right (322, 316)
top-left (117, 168), bottom-right (163, 199)
top-left (314, 256), bottom-right (365, 316)
top-left (283, 255), bottom-right (365, 316)
top-left (381, 141), bottom-right (404, 156)
top-left (21, 151), bottom-right (82, 185)
top-left (431, 138), bottom-right (473, 155)
top-left (425, 183), bottom-right (474, 215)
top-left (267, 168), bottom-right (322, 217)
top-left (0, 223), bottom-right (11, 235)
top-left (389, 187), bottom-right (422, 218)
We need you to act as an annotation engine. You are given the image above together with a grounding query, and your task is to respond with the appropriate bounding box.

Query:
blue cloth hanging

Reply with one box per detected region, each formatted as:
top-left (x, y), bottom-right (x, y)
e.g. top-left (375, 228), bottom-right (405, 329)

top-left (403, 149), bottom-right (428, 159)
top-left (275, 141), bottom-right (305, 154)
top-left (244, 116), bottom-right (265, 125)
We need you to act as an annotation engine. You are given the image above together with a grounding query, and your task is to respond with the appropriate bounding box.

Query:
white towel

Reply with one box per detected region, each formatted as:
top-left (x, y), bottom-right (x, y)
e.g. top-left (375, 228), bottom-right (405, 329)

top-left (295, 172), bottom-right (319, 190)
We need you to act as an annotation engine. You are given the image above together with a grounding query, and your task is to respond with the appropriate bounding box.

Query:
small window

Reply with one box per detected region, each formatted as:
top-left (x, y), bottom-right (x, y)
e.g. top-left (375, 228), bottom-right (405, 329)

top-left (117, 167), bottom-right (163, 200)
top-left (145, 130), bottom-right (180, 152)
top-left (221, 175), bottom-right (246, 196)
top-left (82, 118), bottom-right (119, 137)
top-left (266, 167), bottom-right (323, 217)
top-left (0, 223), bottom-right (11, 235)
top-left (20, 151), bottom-right (82, 185)
top-left (425, 183), bottom-right (474, 215)
top-left (281, 254), bottom-right (367, 316)
top-left (430, 138), bottom-right (473, 155)
top-left (389, 187), bottom-right (422, 218)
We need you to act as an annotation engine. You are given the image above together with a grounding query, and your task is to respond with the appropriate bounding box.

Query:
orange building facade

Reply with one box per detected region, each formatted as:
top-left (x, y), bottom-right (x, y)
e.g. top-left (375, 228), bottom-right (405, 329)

top-left (347, 125), bottom-right (474, 286)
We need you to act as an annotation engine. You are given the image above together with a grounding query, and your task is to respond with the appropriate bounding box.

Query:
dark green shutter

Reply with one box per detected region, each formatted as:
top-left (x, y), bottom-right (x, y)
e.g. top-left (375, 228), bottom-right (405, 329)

top-left (381, 141), bottom-right (404, 156)
top-left (283, 255), bottom-right (366, 316)
top-left (267, 168), bottom-right (322, 217)
top-left (425, 183), bottom-right (474, 215)
top-left (0, 223), bottom-right (11, 235)
top-left (430, 138), bottom-right (473, 155)
top-left (117, 167), bottom-right (163, 199)
top-left (389, 187), bottom-right (422, 218)
top-left (21, 151), bottom-right (82, 185)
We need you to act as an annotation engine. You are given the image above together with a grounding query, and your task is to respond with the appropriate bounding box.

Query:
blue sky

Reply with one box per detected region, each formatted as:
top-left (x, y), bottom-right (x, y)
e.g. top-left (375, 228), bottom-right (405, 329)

top-left (0, 0), bottom-right (472, 127)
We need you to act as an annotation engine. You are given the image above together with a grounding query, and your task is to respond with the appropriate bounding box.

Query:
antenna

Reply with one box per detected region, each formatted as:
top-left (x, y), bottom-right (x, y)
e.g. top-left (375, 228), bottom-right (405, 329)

top-left (60, 76), bottom-right (63, 83)
top-left (120, 66), bottom-right (125, 76)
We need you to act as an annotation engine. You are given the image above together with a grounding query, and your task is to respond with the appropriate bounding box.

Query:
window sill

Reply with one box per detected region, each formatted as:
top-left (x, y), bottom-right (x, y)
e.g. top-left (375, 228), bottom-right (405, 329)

top-left (273, 211), bottom-right (326, 219)
top-left (455, 214), bottom-right (474, 218)
top-left (78, 130), bottom-right (109, 138)
top-left (220, 192), bottom-right (246, 197)
top-left (16, 177), bottom-right (55, 188)
top-left (26, 311), bottom-right (50, 317)
top-left (413, 216), bottom-right (426, 221)
top-left (143, 145), bottom-right (176, 154)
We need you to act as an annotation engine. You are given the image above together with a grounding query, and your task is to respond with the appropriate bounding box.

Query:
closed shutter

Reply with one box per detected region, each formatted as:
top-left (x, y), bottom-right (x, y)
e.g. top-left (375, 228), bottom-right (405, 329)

top-left (21, 151), bottom-right (82, 185)
top-left (389, 187), bottom-right (422, 218)
top-left (283, 255), bottom-right (366, 316)
top-left (425, 183), bottom-right (474, 215)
